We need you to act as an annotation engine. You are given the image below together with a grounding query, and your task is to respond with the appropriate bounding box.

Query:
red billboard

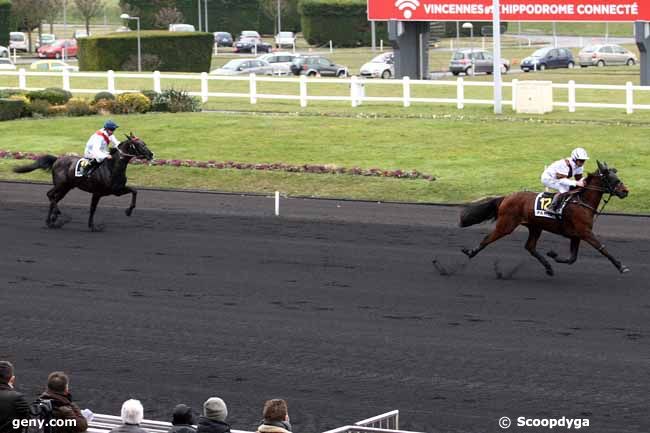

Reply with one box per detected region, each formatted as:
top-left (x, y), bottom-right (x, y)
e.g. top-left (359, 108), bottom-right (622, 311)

top-left (368, 0), bottom-right (650, 22)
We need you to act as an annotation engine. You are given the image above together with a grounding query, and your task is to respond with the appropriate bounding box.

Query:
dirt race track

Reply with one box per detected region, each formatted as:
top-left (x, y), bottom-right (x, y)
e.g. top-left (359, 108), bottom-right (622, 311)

top-left (1, 181), bottom-right (648, 433)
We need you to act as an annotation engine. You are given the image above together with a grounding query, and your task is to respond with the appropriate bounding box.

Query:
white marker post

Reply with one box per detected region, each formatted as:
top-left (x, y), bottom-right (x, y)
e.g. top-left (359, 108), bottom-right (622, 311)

top-left (275, 191), bottom-right (280, 216)
top-left (492, 0), bottom-right (503, 114)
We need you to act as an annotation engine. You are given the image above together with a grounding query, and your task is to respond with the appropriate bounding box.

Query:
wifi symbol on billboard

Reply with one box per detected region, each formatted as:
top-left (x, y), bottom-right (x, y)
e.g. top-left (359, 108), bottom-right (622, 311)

top-left (395, 0), bottom-right (420, 19)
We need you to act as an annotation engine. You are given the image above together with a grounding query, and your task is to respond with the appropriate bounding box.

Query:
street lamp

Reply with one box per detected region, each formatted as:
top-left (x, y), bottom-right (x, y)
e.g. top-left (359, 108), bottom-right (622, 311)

top-left (462, 22), bottom-right (474, 76)
top-left (120, 13), bottom-right (141, 72)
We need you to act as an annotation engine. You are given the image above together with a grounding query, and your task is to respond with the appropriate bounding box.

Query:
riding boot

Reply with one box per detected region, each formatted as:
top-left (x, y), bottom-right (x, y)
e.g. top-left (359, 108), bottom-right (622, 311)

top-left (85, 159), bottom-right (101, 177)
top-left (549, 192), bottom-right (569, 215)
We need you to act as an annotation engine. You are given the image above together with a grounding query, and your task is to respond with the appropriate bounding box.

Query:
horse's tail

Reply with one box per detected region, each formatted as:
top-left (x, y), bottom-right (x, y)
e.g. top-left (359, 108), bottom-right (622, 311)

top-left (459, 196), bottom-right (505, 228)
top-left (12, 155), bottom-right (58, 173)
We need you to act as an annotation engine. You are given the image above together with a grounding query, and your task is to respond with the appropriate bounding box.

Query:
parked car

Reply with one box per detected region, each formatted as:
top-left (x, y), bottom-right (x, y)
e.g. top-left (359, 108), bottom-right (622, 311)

top-left (234, 36), bottom-right (272, 53)
top-left (115, 26), bottom-right (131, 32)
top-left (36, 34), bottom-right (56, 49)
top-left (38, 39), bottom-right (77, 59)
top-left (30, 60), bottom-right (79, 72)
top-left (240, 30), bottom-right (261, 39)
top-left (210, 59), bottom-right (274, 76)
top-left (258, 52), bottom-right (299, 75)
top-left (0, 58), bottom-right (16, 70)
top-left (0, 45), bottom-right (9, 58)
top-left (290, 55), bottom-right (349, 77)
top-left (214, 31), bottom-right (233, 47)
top-left (274, 31), bottom-right (295, 48)
top-left (9, 32), bottom-right (28, 52)
top-left (169, 23), bottom-right (195, 32)
top-left (578, 44), bottom-right (637, 67)
top-left (360, 52), bottom-right (394, 79)
top-left (73, 29), bottom-right (90, 39)
top-left (449, 49), bottom-right (510, 75)
top-left (520, 47), bottom-right (575, 72)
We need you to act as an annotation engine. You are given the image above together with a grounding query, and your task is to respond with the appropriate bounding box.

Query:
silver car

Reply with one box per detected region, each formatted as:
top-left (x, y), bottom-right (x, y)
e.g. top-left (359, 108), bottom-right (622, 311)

top-left (449, 49), bottom-right (510, 75)
top-left (258, 52), bottom-right (299, 76)
top-left (210, 59), bottom-right (274, 76)
top-left (578, 44), bottom-right (637, 67)
top-left (360, 52), bottom-right (394, 79)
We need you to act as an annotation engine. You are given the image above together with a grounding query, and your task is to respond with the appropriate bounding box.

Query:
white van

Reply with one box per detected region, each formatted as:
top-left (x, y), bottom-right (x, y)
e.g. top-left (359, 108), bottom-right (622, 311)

top-left (9, 32), bottom-right (28, 52)
top-left (169, 24), bottom-right (196, 32)
top-left (0, 45), bottom-right (9, 58)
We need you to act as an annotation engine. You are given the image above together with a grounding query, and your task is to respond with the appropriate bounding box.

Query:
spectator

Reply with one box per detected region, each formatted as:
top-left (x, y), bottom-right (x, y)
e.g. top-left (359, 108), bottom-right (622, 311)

top-left (196, 398), bottom-right (230, 433)
top-left (168, 404), bottom-right (196, 433)
top-left (109, 399), bottom-right (147, 433)
top-left (256, 400), bottom-right (291, 433)
top-left (0, 361), bottom-right (30, 433)
top-left (39, 372), bottom-right (88, 433)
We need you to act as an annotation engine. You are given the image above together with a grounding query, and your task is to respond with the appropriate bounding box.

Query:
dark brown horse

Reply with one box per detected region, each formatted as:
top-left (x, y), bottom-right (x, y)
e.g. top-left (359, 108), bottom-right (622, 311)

top-left (459, 161), bottom-right (630, 276)
top-left (13, 134), bottom-right (154, 231)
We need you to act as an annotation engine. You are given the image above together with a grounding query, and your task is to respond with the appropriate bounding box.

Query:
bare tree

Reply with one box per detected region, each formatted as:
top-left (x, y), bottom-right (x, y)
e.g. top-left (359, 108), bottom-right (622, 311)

top-left (44, 0), bottom-right (64, 34)
top-left (10, 0), bottom-right (49, 52)
top-left (74, 0), bottom-right (105, 35)
top-left (259, 0), bottom-right (289, 35)
top-left (153, 7), bottom-right (184, 29)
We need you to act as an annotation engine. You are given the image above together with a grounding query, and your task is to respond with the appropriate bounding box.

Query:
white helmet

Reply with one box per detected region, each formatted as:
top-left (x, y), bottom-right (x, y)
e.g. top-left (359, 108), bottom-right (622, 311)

top-left (571, 147), bottom-right (589, 161)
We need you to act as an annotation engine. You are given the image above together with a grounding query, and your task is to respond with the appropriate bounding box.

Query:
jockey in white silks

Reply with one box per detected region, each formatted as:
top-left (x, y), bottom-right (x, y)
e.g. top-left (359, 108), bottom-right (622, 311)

top-left (82, 120), bottom-right (120, 175)
top-left (541, 147), bottom-right (589, 213)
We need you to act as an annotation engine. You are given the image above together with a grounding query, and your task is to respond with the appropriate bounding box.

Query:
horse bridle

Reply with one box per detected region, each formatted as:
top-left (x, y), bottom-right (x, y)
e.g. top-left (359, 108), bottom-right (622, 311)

top-left (116, 138), bottom-right (140, 159)
top-left (577, 170), bottom-right (618, 217)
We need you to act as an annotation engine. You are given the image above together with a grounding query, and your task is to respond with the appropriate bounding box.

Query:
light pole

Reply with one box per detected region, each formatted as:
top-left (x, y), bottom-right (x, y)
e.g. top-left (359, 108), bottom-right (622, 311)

top-left (204, 0), bottom-right (208, 33)
top-left (277, 0), bottom-right (281, 35)
top-left (462, 22), bottom-right (474, 76)
top-left (120, 13), bottom-right (141, 72)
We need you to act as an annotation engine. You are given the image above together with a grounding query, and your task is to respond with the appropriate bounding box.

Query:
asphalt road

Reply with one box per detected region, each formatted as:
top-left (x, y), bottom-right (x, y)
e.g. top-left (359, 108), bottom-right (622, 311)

top-left (1, 182), bottom-right (648, 433)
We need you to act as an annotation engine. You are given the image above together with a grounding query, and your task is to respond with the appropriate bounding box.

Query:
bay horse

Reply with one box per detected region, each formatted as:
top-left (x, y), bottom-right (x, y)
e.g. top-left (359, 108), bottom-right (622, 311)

top-left (459, 161), bottom-right (630, 276)
top-left (13, 133), bottom-right (154, 231)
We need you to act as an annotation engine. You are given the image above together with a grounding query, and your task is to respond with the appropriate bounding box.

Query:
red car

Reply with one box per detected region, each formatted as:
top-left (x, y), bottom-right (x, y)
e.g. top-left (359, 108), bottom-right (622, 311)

top-left (38, 39), bottom-right (77, 59)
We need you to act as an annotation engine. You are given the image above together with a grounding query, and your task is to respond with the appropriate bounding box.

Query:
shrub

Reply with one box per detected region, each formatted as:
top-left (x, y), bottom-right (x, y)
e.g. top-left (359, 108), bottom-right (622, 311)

top-left (92, 98), bottom-right (117, 115)
top-left (151, 88), bottom-right (201, 113)
top-left (0, 98), bottom-right (25, 121)
top-left (8, 95), bottom-right (32, 117)
top-left (0, 0), bottom-right (10, 47)
top-left (27, 88), bottom-right (73, 105)
top-left (0, 89), bottom-right (27, 98)
top-left (141, 90), bottom-right (159, 103)
top-left (47, 105), bottom-right (68, 116)
top-left (78, 31), bottom-right (213, 72)
top-left (93, 91), bottom-right (116, 102)
top-left (116, 92), bottom-right (151, 114)
top-left (66, 98), bottom-right (93, 116)
top-left (121, 54), bottom-right (162, 72)
top-left (29, 99), bottom-right (51, 117)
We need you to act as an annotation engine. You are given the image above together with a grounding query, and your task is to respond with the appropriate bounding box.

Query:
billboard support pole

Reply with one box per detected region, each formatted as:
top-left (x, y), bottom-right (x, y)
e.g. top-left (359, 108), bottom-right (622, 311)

top-left (492, 0), bottom-right (502, 114)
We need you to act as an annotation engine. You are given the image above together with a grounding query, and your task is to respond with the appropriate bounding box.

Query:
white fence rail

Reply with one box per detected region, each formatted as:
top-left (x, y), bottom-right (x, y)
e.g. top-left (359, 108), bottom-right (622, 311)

top-left (1, 69), bottom-right (649, 114)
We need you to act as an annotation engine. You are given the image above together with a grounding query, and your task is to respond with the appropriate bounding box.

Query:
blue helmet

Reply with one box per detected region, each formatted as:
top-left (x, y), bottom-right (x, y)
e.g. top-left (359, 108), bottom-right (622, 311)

top-left (104, 120), bottom-right (119, 131)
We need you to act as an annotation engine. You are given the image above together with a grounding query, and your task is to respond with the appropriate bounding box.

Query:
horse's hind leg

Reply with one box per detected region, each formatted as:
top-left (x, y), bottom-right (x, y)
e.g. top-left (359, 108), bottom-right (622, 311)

top-left (46, 186), bottom-right (70, 228)
top-left (525, 227), bottom-right (554, 276)
top-left (462, 217), bottom-right (518, 258)
top-left (547, 237), bottom-right (580, 265)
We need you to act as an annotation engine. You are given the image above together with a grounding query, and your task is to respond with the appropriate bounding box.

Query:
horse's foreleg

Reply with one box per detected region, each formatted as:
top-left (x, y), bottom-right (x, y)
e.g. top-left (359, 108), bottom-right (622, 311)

top-left (462, 218), bottom-right (518, 258)
top-left (525, 227), bottom-right (554, 276)
top-left (547, 237), bottom-right (580, 264)
top-left (114, 187), bottom-right (137, 217)
top-left (582, 232), bottom-right (629, 273)
top-left (88, 194), bottom-right (103, 232)
top-left (46, 186), bottom-right (70, 228)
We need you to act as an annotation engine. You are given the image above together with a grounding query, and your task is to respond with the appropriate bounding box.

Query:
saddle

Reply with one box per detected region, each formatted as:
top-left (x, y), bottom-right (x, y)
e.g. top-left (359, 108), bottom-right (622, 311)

top-left (534, 191), bottom-right (573, 219)
top-left (75, 158), bottom-right (99, 177)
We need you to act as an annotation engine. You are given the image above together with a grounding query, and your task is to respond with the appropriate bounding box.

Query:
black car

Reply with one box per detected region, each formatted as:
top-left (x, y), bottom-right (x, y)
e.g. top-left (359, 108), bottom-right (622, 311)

top-left (234, 37), bottom-right (272, 53)
top-left (290, 56), bottom-right (349, 77)
top-left (520, 47), bottom-right (575, 72)
top-left (214, 32), bottom-right (233, 47)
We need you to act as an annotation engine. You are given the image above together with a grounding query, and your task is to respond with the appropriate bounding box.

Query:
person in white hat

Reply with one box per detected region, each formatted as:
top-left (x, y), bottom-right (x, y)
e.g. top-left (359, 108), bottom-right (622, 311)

top-left (540, 147), bottom-right (589, 214)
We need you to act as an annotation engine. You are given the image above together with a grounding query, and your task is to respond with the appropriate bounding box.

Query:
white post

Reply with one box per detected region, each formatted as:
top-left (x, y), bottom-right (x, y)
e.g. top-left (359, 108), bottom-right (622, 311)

top-left (201, 72), bottom-right (209, 103)
top-left (456, 77), bottom-right (464, 109)
top-left (249, 73), bottom-right (257, 104)
top-left (380, 39), bottom-right (383, 51)
top-left (626, 81), bottom-right (634, 114)
top-left (568, 80), bottom-right (576, 113)
top-left (253, 43), bottom-right (257, 55)
top-left (62, 68), bottom-right (70, 91)
top-left (12, 48), bottom-right (17, 63)
top-left (299, 74), bottom-right (307, 107)
top-left (214, 43), bottom-right (218, 55)
top-left (107, 70), bottom-right (115, 93)
top-left (511, 78), bottom-right (518, 110)
top-left (450, 39), bottom-right (453, 51)
top-left (482, 36), bottom-right (485, 50)
top-left (18, 68), bottom-right (26, 90)
top-left (492, 0), bottom-right (503, 114)
top-left (153, 70), bottom-right (161, 93)
top-left (329, 40), bottom-right (333, 53)
top-left (275, 191), bottom-right (280, 216)
top-left (402, 76), bottom-right (411, 108)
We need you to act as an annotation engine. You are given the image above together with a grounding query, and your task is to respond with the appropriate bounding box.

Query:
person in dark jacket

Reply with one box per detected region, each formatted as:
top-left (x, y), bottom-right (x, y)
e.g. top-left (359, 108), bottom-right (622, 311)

top-left (168, 404), bottom-right (196, 433)
top-left (256, 400), bottom-right (291, 433)
top-left (109, 399), bottom-right (147, 433)
top-left (196, 398), bottom-right (230, 433)
top-left (39, 372), bottom-right (88, 433)
top-left (0, 361), bottom-right (30, 433)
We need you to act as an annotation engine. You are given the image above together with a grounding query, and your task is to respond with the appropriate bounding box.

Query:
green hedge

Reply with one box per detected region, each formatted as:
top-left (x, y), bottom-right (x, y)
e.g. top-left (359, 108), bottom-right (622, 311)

top-left (0, 98), bottom-right (24, 121)
top-left (440, 21), bottom-right (508, 37)
top-left (78, 31), bottom-right (213, 72)
top-left (299, 0), bottom-right (387, 47)
top-left (0, 0), bottom-right (11, 47)
top-left (27, 88), bottom-right (73, 105)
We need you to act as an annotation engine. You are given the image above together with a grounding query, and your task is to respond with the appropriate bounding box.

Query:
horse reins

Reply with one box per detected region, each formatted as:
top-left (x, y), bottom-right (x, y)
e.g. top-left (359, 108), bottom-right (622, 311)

top-left (116, 140), bottom-right (139, 158)
top-left (574, 174), bottom-right (614, 219)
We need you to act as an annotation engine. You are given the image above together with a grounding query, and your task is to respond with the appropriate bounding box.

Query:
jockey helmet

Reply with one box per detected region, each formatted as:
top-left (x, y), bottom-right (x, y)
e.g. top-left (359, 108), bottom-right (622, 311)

top-left (104, 120), bottom-right (119, 131)
top-left (571, 147), bottom-right (589, 161)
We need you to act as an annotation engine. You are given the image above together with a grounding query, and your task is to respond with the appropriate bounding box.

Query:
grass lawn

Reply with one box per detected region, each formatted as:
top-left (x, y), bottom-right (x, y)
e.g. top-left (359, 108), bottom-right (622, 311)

top-left (1, 112), bottom-right (649, 213)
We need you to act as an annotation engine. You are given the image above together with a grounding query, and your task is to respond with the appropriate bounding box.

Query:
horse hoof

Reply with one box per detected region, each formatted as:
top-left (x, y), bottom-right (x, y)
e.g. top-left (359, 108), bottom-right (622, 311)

top-left (461, 248), bottom-right (473, 258)
top-left (545, 268), bottom-right (554, 277)
top-left (125, 208), bottom-right (133, 217)
top-left (547, 250), bottom-right (558, 259)
top-left (620, 265), bottom-right (630, 274)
